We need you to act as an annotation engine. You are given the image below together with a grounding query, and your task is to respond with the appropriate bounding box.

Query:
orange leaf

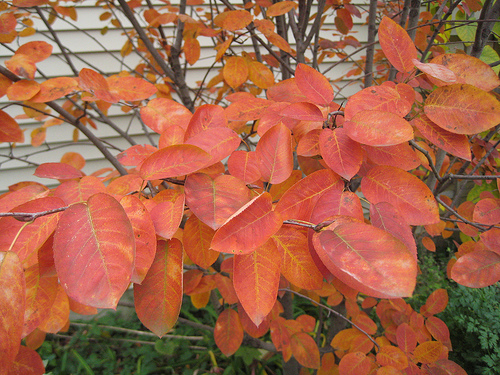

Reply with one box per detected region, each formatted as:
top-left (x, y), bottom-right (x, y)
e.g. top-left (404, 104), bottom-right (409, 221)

top-left (273, 226), bottom-right (323, 290)
top-left (238, 301), bottom-right (270, 338)
top-left (210, 193), bottom-right (282, 254)
top-left (313, 222), bottom-right (417, 298)
top-left (79, 68), bottom-right (111, 97)
top-left (7, 80), bottom-right (40, 101)
top-left (183, 215), bottom-right (218, 269)
top-left (480, 228), bottom-right (500, 256)
top-left (280, 102), bottom-right (324, 122)
top-left (451, 250), bottom-right (500, 288)
top-left (364, 143), bottom-right (421, 170)
top-left (184, 37), bottom-right (200, 65)
top-left (0, 110), bottom-right (24, 143)
top-left (227, 150), bottom-right (262, 183)
top-left (60, 152), bottom-right (85, 170)
top-left (117, 144), bottom-right (157, 167)
top-left (425, 316), bottom-right (452, 350)
top-left (0, 13), bottom-right (17, 34)
top-left (255, 123), bottom-right (293, 184)
top-left (223, 56), bottom-right (249, 89)
top-left (338, 352), bottom-right (372, 375)
top-left (215, 274), bottom-right (239, 304)
top-left (140, 98), bottom-right (192, 134)
top-left (53, 176), bottom-right (106, 205)
top-left (430, 359), bottom-right (468, 375)
top-left (214, 308), bottom-right (244, 356)
top-left (294, 63), bottom-right (334, 106)
top-left (424, 84), bottom-right (500, 135)
top-left (216, 10), bottom-right (253, 31)
top-left (215, 36), bottom-right (233, 62)
top-left (23, 265), bottom-right (58, 337)
top-left (266, 32), bottom-right (293, 54)
top-left (412, 114), bottom-right (471, 161)
top-left (0, 251), bottom-right (25, 372)
top-left (473, 198), bottom-right (500, 225)
top-left (120, 196), bottom-right (157, 284)
top-left (413, 59), bottom-right (457, 84)
top-left (345, 110), bottom-right (413, 146)
top-left (361, 165), bottom-right (440, 225)
top-left (344, 84), bottom-right (413, 121)
top-left (5, 54), bottom-right (36, 79)
top-left (267, 1), bottom-right (296, 17)
top-left (34, 162), bottom-right (83, 180)
top-left (53, 193), bottom-right (135, 308)
top-left (267, 78), bottom-right (309, 103)
top-left (107, 75), bottom-right (157, 102)
top-left (311, 190), bottom-right (364, 223)
top-left (290, 332), bottom-right (320, 369)
top-left (37, 284), bottom-right (69, 333)
top-left (248, 61), bottom-right (275, 89)
top-left (225, 97), bottom-right (271, 121)
top-left (134, 239), bottom-right (183, 337)
top-left (275, 169), bottom-right (343, 222)
top-left (396, 323), bottom-right (417, 353)
top-left (429, 53), bottom-right (500, 92)
top-left (140, 144), bottom-right (211, 180)
top-left (413, 341), bottom-right (444, 364)
top-left (185, 173), bottom-right (252, 230)
top-left (376, 345), bottom-right (408, 370)
top-left (319, 127), bottom-right (363, 180)
top-left (378, 16), bottom-right (417, 73)
top-left (16, 41), bottom-right (53, 63)
top-left (233, 239), bottom-right (281, 326)
top-left (30, 77), bottom-right (78, 103)
top-left (150, 190), bottom-right (185, 239)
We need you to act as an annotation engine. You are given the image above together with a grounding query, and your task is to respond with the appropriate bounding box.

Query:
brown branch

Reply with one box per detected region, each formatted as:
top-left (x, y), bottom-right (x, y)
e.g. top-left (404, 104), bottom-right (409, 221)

top-left (0, 206), bottom-right (69, 222)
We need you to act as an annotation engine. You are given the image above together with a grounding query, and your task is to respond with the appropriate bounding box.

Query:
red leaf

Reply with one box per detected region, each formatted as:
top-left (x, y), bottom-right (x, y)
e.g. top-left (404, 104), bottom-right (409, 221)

top-left (185, 127), bottom-right (241, 166)
top-left (412, 114), bottom-right (471, 161)
top-left (140, 144), bottom-right (212, 180)
top-left (480, 228), bottom-right (500, 256)
top-left (275, 169), bottom-right (344, 221)
top-left (107, 75), bottom-right (157, 102)
top-left (37, 283), bottom-right (69, 334)
top-left (214, 308), bottom-right (244, 356)
top-left (423, 288), bottom-right (448, 315)
top-left (345, 110), bottom-right (413, 146)
top-left (134, 239), bottom-right (183, 337)
top-left (266, 78), bottom-right (309, 103)
top-left (53, 193), bottom-right (135, 308)
top-left (0, 252), bottom-right (25, 372)
top-left (424, 84), bottom-right (500, 135)
top-left (273, 226), bottom-right (323, 290)
top-left (338, 352), bottom-right (372, 374)
top-left (413, 59), bottom-right (457, 84)
top-left (397, 323), bottom-right (417, 353)
top-left (16, 41), bottom-right (52, 63)
top-left (430, 359), bottom-right (468, 375)
top-left (233, 239), bottom-right (281, 326)
top-left (210, 193), bottom-right (282, 254)
top-left (313, 222), bottom-right (417, 298)
top-left (117, 144), bottom-right (157, 167)
top-left (34, 163), bottom-right (83, 180)
top-left (361, 166), bottom-right (440, 225)
top-left (0, 110), bottom-right (24, 143)
top-left (120, 196), bottom-right (156, 284)
top-left (185, 104), bottom-right (227, 139)
top-left (0, 13), bottom-right (17, 34)
top-left (290, 332), bottom-right (320, 369)
top-left (429, 53), bottom-right (500, 92)
top-left (294, 63), bottom-right (334, 106)
top-left (238, 301), bottom-right (270, 338)
top-left (319, 127), bottom-right (363, 180)
top-left (473, 198), bottom-right (500, 225)
top-left (364, 143), bottom-right (421, 170)
top-left (344, 84), bottom-right (414, 121)
top-left (227, 150), bottom-right (262, 183)
top-left (0, 184), bottom-right (48, 213)
top-left (310, 190), bottom-right (364, 223)
top-left (255, 123), bottom-right (293, 184)
top-left (379, 16), bottom-right (418, 73)
top-left (426, 316), bottom-right (452, 350)
top-left (185, 173), bottom-right (252, 230)
top-left (280, 102), bottom-right (324, 122)
top-left (140, 98), bottom-right (192, 134)
top-left (215, 274), bottom-right (239, 304)
top-left (376, 345), bottom-right (408, 370)
top-left (53, 176), bottom-right (106, 205)
top-left (451, 250), bottom-right (500, 288)
top-left (7, 345), bottom-right (45, 375)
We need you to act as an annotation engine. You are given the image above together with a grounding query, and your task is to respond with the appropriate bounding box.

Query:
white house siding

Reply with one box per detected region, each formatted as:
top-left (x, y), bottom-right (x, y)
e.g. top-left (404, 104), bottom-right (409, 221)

top-left (0, 1), bottom-right (371, 192)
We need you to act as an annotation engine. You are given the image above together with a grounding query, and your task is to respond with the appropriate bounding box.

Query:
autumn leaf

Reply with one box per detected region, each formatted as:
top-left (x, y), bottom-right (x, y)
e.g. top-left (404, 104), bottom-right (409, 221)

top-left (378, 16), bottom-right (417, 72)
top-left (214, 308), bottom-right (244, 355)
top-left (294, 63), bottom-right (334, 106)
top-left (0, 110), bottom-right (24, 143)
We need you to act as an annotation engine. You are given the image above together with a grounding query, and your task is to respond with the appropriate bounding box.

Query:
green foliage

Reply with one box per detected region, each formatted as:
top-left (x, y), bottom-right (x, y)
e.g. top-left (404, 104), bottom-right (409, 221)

top-left (442, 284), bottom-right (500, 375)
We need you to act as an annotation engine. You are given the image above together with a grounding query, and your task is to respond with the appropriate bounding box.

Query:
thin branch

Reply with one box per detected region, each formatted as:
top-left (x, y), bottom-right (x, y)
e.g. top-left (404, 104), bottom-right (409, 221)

top-left (0, 206), bottom-right (69, 221)
top-left (435, 196), bottom-right (489, 232)
top-left (280, 288), bottom-right (380, 353)
top-left (409, 140), bottom-right (443, 183)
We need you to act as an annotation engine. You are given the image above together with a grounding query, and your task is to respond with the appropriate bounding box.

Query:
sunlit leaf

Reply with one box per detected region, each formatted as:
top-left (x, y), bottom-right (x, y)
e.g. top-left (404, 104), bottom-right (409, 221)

top-left (379, 16), bottom-right (417, 72)
top-left (424, 84), bottom-right (500, 135)
top-left (233, 239), bottom-right (281, 326)
top-left (214, 308), bottom-right (244, 356)
top-left (53, 176), bottom-right (106, 205)
top-left (134, 239), bottom-right (183, 337)
top-left (280, 102), bottom-right (324, 122)
top-left (361, 166), bottom-right (439, 225)
top-left (216, 10), bottom-right (253, 31)
top-left (311, 190), bottom-right (364, 223)
top-left (210, 193), bottom-right (282, 254)
top-left (53, 193), bottom-right (135, 308)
